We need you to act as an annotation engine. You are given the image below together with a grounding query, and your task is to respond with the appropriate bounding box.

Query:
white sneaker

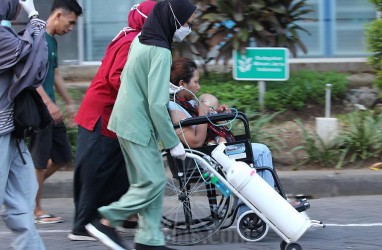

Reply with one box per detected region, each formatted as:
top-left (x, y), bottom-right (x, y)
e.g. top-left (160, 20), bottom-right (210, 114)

top-left (68, 232), bottom-right (97, 241)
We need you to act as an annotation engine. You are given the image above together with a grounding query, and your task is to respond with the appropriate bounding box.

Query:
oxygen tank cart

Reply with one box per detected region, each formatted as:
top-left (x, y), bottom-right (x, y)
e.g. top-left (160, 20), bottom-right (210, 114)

top-left (184, 144), bottom-right (323, 250)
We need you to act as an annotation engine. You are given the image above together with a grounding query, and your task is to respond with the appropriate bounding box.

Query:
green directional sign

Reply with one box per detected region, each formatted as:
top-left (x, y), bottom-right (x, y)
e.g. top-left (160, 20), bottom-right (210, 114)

top-left (233, 48), bottom-right (289, 81)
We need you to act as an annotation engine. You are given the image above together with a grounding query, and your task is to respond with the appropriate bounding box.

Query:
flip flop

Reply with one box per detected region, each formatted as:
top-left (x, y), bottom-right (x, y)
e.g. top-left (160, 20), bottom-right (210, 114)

top-left (35, 214), bottom-right (63, 224)
top-left (369, 162), bottom-right (382, 171)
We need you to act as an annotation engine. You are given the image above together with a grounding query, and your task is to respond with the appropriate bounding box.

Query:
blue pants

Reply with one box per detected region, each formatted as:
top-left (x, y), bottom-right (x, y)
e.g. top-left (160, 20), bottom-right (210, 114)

top-left (251, 143), bottom-right (275, 187)
top-left (0, 134), bottom-right (45, 250)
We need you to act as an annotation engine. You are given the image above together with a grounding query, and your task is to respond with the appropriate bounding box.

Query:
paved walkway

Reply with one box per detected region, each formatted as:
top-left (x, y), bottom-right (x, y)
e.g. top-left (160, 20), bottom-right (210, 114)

top-left (43, 169), bottom-right (382, 199)
top-left (2, 196), bottom-right (382, 249)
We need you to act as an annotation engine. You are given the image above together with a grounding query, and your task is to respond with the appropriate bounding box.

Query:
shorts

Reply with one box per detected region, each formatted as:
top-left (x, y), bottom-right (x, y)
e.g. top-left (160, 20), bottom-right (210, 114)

top-left (29, 122), bottom-right (72, 169)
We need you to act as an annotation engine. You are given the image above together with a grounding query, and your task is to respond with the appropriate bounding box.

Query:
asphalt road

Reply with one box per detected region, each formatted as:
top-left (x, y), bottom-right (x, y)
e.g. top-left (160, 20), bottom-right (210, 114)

top-left (1, 195), bottom-right (381, 250)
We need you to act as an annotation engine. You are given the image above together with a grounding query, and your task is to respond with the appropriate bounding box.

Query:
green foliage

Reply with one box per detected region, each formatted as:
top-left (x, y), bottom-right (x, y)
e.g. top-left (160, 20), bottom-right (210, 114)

top-left (365, 20), bottom-right (382, 71)
top-left (66, 126), bottom-right (78, 158)
top-left (291, 119), bottom-right (339, 168)
top-left (175, 0), bottom-right (313, 67)
top-left (199, 74), bottom-right (260, 113)
top-left (336, 110), bottom-right (382, 168)
top-left (365, 1), bottom-right (382, 90)
top-left (375, 71), bottom-right (382, 90)
top-left (265, 70), bottom-right (348, 111)
top-left (248, 112), bottom-right (285, 153)
top-left (199, 70), bottom-right (348, 112)
top-left (369, 0), bottom-right (382, 11)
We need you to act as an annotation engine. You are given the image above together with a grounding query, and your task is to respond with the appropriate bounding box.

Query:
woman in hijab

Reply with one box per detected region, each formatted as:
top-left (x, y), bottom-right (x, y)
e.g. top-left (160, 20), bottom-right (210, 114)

top-left (85, 0), bottom-right (197, 249)
top-left (70, 0), bottom-right (156, 241)
top-left (0, 0), bottom-right (48, 249)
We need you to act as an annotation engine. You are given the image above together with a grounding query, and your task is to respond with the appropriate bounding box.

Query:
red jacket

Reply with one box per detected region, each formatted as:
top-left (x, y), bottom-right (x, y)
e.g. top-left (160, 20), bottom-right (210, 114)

top-left (75, 1), bottom-right (156, 138)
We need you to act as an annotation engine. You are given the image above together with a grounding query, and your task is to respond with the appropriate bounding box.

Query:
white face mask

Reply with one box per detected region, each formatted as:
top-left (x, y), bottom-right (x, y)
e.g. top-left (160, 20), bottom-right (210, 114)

top-left (173, 26), bottom-right (192, 42)
top-left (169, 4), bottom-right (192, 42)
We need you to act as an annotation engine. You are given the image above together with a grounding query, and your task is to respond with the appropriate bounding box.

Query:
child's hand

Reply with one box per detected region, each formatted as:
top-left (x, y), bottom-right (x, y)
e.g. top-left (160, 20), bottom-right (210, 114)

top-left (216, 104), bottom-right (231, 113)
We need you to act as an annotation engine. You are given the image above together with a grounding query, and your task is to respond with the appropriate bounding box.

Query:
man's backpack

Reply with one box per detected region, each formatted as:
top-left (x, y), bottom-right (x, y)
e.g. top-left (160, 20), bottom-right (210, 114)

top-left (12, 87), bottom-right (52, 139)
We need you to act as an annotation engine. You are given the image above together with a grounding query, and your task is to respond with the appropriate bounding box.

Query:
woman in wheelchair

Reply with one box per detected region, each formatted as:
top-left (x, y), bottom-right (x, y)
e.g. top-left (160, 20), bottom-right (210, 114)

top-left (162, 58), bottom-right (314, 246)
top-left (167, 57), bottom-right (275, 188)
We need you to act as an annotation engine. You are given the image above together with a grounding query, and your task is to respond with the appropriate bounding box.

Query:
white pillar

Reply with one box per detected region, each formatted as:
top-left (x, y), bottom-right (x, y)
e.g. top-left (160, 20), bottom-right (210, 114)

top-left (315, 117), bottom-right (338, 143)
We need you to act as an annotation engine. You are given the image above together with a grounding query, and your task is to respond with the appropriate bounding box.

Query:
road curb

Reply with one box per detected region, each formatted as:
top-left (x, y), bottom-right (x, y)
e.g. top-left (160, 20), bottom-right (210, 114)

top-left (42, 169), bottom-right (382, 199)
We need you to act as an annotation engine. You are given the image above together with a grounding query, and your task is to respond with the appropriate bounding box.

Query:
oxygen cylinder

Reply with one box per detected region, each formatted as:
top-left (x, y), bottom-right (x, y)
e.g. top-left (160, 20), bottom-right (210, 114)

top-left (211, 144), bottom-right (311, 242)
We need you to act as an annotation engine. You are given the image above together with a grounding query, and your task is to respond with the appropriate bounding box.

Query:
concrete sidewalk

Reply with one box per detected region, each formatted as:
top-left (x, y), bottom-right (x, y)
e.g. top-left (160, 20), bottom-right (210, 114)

top-left (43, 169), bottom-right (382, 199)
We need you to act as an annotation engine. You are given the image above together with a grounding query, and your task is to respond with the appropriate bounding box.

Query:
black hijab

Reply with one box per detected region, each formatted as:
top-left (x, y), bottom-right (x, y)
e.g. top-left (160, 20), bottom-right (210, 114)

top-left (139, 0), bottom-right (196, 50)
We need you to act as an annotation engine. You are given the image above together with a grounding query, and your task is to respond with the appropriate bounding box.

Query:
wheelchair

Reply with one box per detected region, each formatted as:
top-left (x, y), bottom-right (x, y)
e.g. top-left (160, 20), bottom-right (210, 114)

top-left (161, 111), bottom-right (321, 248)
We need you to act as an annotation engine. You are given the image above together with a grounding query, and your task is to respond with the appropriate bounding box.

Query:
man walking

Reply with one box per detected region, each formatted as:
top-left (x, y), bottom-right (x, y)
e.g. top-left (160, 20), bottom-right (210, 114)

top-left (29, 0), bottom-right (83, 224)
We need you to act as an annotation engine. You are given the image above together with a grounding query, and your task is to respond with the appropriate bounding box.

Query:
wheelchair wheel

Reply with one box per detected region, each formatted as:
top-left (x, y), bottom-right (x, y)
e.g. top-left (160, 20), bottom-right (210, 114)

top-left (280, 241), bottom-right (303, 250)
top-left (161, 150), bottom-right (232, 245)
top-left (236, 210), bottom-right (269, 242)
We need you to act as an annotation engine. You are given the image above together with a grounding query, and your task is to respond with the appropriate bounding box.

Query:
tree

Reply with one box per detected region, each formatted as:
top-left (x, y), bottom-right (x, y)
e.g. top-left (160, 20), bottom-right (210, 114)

top-left (366, 0), bottom-right (382, 90)
top-left (174, 0), bottom-right (313, 72)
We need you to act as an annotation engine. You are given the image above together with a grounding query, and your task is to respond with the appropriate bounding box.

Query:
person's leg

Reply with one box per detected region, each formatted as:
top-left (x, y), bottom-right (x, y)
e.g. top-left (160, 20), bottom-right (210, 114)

top-left (31, 122), bottom-right (71, 222)
top-left (50, 122), bottom-right (72, 175)
top-left (96, 136), bottom-right (167, 246)
top-left (72, 123), bottom-right (128, 236)
top-left (1, 135), bottom-right (45, 249)
top-left (0, 135), bottom-right (11, 207)
top-left (251, 143), bottom-right (275, 187)
top-left (29, 124), bottom-right (59, 222)
top-left (71, 124), bottom-right (100, 237)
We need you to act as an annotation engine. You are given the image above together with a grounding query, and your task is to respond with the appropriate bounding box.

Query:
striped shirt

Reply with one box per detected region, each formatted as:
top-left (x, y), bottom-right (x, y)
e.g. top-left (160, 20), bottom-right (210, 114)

top-left (0, 108), bottom-right (14, 136)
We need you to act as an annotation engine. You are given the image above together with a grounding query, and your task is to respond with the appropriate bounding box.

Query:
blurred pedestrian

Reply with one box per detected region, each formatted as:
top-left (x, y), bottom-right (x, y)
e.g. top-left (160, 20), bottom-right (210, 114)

top-left (69, 0), bottom-right (156, 241)
top-left (29, 0), bottom-right (83, 224)
top-left (0, 0), bottom-right (48, 248)
top-left (85, 0), bottom-right (197, 249)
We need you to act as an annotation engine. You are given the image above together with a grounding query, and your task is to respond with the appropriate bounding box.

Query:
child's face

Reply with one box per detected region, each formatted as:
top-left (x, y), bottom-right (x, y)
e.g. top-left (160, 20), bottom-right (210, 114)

top-left (202, 98), bottom-right (218, 113)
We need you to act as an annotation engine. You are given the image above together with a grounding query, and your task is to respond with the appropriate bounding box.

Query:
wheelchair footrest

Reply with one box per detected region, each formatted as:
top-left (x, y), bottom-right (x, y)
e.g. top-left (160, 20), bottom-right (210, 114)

top-left (293, 198), bottom-right (311, 212)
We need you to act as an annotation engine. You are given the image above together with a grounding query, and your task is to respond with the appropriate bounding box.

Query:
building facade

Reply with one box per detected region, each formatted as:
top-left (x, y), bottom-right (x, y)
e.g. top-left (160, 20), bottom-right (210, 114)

top-left (21, 0), bottom-right (376, 65)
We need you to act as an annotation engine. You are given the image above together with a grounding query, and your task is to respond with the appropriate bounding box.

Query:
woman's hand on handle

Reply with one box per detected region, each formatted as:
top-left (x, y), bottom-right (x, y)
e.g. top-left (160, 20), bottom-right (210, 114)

top-left (170, 142), bottom-right (186, 160)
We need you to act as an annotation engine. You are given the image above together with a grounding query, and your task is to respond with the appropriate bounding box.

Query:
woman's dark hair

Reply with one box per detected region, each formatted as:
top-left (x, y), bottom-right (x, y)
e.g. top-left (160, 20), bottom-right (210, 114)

top-left (170, 58), bottom-right (197, 86)
top-left (51, 0), bottom-right (83, 16)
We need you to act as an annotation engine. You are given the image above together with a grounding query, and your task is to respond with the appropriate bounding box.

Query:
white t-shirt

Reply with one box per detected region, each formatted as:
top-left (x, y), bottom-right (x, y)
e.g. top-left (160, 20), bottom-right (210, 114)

top-left (167, 100), bottom-right (197, 128)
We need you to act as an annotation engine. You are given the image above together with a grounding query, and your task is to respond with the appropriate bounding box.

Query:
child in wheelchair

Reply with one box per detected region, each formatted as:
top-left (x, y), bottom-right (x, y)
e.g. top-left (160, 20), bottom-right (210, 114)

top-left (199, 93), bottom-right (234, 145)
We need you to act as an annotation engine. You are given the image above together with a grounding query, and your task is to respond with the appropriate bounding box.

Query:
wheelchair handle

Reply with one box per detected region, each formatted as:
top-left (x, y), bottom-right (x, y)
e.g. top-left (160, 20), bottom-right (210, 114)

top-left (173, 111), bottom-right (251, 139)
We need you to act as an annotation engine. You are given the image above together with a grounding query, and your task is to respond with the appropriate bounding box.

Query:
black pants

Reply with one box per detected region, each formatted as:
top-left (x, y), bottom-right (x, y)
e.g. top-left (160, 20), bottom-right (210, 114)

top-left (72, 119), bottom-right (129, 233)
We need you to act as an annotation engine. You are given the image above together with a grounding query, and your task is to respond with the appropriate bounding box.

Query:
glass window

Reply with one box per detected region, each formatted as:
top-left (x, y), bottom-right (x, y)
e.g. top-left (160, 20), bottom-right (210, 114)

top-left (14, 0), bottom-right (81, 65)
top-left (16, 0), bottom-right (377, 63)
top-left (296, 0), bottom-right (324, 57)
top-left (82, 0), bottom-right (141, 61)
top-left (333, 0), bottom-right (375, 56)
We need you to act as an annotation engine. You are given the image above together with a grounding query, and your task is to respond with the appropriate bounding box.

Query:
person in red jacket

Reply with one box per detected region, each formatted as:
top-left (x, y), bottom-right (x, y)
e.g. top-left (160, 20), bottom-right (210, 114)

top-left (68, 1), bottom-right (156, 241)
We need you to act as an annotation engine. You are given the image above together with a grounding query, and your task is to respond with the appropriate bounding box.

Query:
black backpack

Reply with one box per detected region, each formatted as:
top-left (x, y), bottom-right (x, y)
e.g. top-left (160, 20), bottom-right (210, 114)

top-left (12, 87), bottom-right (52, 139)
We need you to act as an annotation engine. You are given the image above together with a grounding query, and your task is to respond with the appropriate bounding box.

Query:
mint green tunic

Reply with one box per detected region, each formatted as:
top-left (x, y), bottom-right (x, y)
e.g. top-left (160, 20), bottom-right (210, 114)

top-left (101, 38), bottom-right (180, 246)
top-left (108, 37), bottom-right (179, 149)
